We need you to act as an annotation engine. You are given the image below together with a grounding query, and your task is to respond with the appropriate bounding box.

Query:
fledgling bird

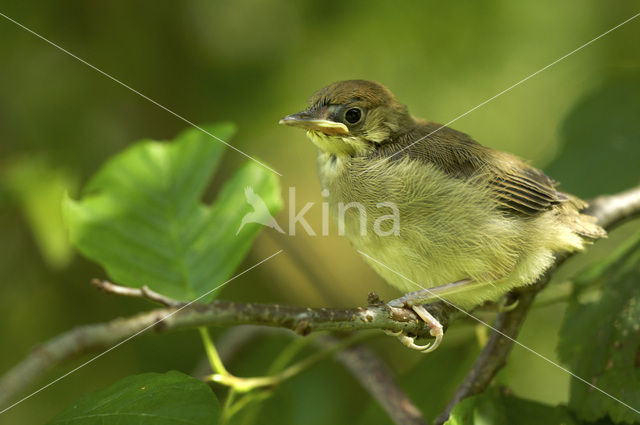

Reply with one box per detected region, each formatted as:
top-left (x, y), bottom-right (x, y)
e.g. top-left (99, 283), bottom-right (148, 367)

top-left (280, 80), bottom-right (605, 352)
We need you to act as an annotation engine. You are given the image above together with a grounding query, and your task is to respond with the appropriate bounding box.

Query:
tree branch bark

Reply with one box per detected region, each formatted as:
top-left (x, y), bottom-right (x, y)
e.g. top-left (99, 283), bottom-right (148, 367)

top-left (0, 290), bottom-right (447, 407)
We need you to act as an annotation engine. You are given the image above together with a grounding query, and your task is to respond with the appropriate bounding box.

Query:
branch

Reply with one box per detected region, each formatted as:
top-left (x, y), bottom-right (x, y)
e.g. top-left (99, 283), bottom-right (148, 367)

top-left (0, 290), bottom-right (447, 407)
top-left (432, 271), bottom-right (555, 425)
top-left (433, 186), bottom-right (640, 425)
top-left (91, 279), bottom-right (184, 307)
top-left (585, 186), bottom-right (640, 229)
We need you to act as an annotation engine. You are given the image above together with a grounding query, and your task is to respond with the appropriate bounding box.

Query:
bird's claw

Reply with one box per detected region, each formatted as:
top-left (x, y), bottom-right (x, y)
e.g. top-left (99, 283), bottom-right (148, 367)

top-left (386, 303), bottom-right (444, 353)
top-left (397, 331), bottom-right (442, 353)
top-left (498, 297), bottom-right (519, 312)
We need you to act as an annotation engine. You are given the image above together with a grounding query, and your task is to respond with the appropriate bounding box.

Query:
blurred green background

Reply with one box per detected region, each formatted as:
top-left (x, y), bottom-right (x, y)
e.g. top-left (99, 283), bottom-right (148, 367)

top-left (1, 1), bottom-right (639, 424)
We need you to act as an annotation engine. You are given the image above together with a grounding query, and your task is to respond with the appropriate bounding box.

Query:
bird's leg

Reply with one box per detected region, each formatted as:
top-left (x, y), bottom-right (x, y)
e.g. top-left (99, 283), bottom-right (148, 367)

top-left (388, 278), bottom-right (478, 308)
top-left (387, 278), bottom-right (481, 353)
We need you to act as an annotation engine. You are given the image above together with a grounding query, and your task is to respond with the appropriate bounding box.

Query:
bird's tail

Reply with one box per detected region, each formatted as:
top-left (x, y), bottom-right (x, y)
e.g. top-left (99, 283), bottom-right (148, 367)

top-left (561, 194), bottom-right (607, 240)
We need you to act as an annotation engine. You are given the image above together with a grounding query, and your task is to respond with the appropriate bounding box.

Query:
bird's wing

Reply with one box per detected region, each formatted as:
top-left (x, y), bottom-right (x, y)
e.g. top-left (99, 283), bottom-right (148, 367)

top-left (487, 163), bottom-right (566, 215)
top-left (382, 122), bottom-right (567, 216)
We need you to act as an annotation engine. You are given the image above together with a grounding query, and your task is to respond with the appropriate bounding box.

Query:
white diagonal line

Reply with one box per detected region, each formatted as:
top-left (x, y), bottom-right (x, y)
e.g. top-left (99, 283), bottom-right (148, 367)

top-left (360, 11), bottom-right (640, 176)
top-left (0, 250), bottom-right (283, 415)
top-left (0, 11), bottom-right (282, 177)
top-left (358, 250), bottom-right (640, 417)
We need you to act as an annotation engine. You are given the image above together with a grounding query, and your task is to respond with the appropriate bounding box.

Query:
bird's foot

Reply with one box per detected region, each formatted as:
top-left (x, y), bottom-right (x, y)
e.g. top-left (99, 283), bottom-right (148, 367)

top-left (386, 304), bottom-right (443, 353)
top-left (386, 279), bottom-right (477, 352)
top-left (498, 296), bottom-right (519, 312)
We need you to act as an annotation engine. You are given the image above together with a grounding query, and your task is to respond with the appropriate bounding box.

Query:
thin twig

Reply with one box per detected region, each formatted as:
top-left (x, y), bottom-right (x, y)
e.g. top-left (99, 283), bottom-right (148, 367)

top-left (207, 334), bottom-right (364, 393)
top-left (213, 327), bottom-right (428, 425)
top-left (91, 279), bottom-right (185, 307)
top-left (0, 293), bottom-right (445, 406)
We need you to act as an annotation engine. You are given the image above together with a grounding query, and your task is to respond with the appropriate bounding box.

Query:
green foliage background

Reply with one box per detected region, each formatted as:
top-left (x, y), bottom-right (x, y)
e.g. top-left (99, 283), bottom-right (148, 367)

top-left (49, 371), bottom-right (221, 425)
top-left (0, 2), bottom-right (639, 424)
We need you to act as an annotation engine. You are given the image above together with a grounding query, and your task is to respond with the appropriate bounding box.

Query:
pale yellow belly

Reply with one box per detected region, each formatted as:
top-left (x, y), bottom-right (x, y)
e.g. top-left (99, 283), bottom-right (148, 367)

top-left (320, 155), bottom-right (585, 310)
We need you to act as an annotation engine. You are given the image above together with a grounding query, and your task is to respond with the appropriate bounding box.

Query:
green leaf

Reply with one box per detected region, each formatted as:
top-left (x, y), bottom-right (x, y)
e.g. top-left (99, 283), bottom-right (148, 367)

top-left (558, 238), bottom-right (640, 423)
top-left (572, 230), bottom-right (640, 287)
top-left (48, 371), bottom-right (220, 425)
top-left (546, 76), bottom-right (640, 198)
top-left (63, 123), bottom-right (282, 301)
top-left (3, 157), bottom-right (77, 269)
top-left (445, 389), bottom-right (589, 425)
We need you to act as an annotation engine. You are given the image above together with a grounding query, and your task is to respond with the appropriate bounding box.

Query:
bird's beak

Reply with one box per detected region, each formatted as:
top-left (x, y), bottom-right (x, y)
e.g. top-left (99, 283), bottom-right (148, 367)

top-left (279, 111), bottom-right (349, 136)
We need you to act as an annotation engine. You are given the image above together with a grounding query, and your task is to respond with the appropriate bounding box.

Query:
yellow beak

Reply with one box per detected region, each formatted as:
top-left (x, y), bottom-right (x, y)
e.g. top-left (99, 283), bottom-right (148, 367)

top-left (279, 112), bottom-right (349, 136)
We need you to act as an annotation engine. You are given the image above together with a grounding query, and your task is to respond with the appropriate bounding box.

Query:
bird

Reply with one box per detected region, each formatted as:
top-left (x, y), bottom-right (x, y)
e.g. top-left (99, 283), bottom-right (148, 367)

top-left (236, 186), bottom-right (285, 235)
top-left (279, 80), bottom-right (605, 352)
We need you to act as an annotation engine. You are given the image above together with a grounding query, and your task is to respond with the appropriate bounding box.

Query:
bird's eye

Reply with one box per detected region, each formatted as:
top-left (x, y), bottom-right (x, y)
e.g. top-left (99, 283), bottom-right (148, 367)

top-left (344, 108), bottom-right (362, 124)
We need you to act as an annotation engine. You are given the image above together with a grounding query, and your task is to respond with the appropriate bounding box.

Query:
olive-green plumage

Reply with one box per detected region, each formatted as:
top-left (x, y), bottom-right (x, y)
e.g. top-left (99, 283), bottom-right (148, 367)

top-left (281, 80), bottom-right (605, 310)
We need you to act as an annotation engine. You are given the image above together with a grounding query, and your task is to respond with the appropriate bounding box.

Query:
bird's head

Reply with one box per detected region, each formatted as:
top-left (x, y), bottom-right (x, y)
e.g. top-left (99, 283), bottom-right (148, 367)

top-left (279, 80), bottom-right (415, 156)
